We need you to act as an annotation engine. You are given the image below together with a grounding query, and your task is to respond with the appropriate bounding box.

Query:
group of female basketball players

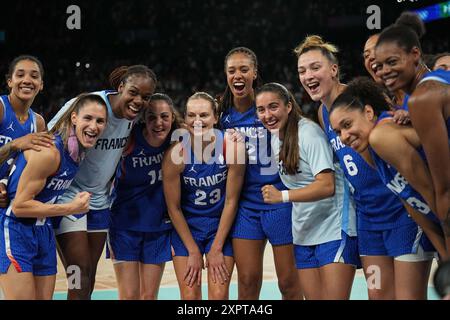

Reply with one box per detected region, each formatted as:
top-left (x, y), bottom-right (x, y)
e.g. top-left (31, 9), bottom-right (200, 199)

top-left (0, 11), bottom-right (448, 300)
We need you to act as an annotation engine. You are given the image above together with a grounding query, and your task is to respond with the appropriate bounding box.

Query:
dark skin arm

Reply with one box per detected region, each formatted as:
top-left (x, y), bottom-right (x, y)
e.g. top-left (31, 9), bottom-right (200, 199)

top-left (370, 122), bottom-right (448, 256)
top-left (408, 82), bottom-right (450, 239)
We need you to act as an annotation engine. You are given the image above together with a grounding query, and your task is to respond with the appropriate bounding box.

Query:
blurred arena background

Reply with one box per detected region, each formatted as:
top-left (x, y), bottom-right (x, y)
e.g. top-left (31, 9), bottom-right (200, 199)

top-left (1, 0), bottom-right (448, 123)
top-left (0, 0), bottom-right (448, 299)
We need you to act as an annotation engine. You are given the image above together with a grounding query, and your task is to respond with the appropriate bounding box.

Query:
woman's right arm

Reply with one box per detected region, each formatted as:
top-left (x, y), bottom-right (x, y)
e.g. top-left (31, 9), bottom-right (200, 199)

top-left (409, 84), bottom-right (450, 229)
top-left (12, 148), bottom-right (90, 218)
top-left (162, 144), bottom-right (203, 287)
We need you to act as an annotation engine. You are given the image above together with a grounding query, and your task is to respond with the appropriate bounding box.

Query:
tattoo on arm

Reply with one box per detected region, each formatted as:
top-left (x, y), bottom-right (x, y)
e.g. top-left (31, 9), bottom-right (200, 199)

top-left (0, 142), bottom-right (13, 164)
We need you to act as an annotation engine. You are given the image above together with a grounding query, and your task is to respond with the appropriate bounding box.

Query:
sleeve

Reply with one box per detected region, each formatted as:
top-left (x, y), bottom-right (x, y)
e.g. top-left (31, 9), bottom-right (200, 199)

top-left (47, 97), bottom-right (77, 130)
top-left (299, 121), bottom-right (334, 177)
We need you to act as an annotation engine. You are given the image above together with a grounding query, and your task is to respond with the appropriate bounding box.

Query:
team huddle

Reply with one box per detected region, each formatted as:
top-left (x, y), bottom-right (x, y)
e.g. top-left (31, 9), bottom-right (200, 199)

top-left (0, 11), bottom-right (449, 300)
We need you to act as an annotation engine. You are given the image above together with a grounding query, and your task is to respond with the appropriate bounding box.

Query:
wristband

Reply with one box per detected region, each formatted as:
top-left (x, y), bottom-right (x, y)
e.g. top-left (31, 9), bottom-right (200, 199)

top-left (281, 190), bottom-right (290, 203)
top-left (0, 178), bottom-right (8, 186)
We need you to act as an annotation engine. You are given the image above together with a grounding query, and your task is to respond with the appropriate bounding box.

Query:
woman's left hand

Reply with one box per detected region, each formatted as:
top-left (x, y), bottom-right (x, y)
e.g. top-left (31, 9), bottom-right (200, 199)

top-left (206, 249), bottom-right (229, 285)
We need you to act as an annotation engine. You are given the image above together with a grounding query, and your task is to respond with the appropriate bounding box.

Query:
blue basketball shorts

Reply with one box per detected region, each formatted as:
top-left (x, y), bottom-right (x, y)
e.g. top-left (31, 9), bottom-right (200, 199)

top-left (171, 215), bottom-right (233, 257)
top-left (231, 205), bottom-right (293, 245)
top-left (106, 227), bottom-right (172, 264)
top-left (87, 208), bottom-right (110, 231)
top-left (0, 216), bottom-right (57, 276)
top-left (358, 223), bottom-right (435, 258)
top-left (294, 231), bottom-right (360, 269)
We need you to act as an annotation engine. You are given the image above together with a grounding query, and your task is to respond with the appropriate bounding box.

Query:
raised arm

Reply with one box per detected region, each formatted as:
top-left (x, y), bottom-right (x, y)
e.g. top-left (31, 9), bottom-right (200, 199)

top-left (12, 148), bottom-right (90, 218)
top-left (162, 143), bottom-right (203, 287)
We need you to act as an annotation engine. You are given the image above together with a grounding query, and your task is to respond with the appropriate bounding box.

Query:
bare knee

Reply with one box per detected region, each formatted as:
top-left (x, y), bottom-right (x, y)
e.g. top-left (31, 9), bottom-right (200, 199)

top-left (367, 288), bottom-right (395, 300)
top-left (238, 273), bottom-right (262, 299)
top-left (118, 286), bottom-right (140, 300)
top-left (395, 286), bottom-right (427, 300)
top-left (140, 290), bottom-right (158, 300)
top-left (65, 263), bottom-right (92, 299)
top-left (278, 273), bottom-right (301, 299)
top-left (208, 286), bottom-right (229, 300)
top-left (180, 288), bottom-right (202, 300)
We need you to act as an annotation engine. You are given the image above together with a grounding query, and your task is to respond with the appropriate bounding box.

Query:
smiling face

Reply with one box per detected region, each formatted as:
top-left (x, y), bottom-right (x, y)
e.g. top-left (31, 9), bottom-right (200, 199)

top-left (256, 91), bottom-right (291, 137)
top-left (71, 102), bottom-right (107, 148)
top-left (374, 42), bottom-right (419, 93)
top-left (7, 59), bottom-right (44, 103)
top-left (225, 52), bottom-right (257, 99)
top-left (184, 97), bottom-right (217, 137)
top-left (363, 34), bottom-right (383, 84)
top-left (329, 105), bottom-right (376, 153)
top-left (116, 75), bottom-right (156, 120)
top-left (144, 99), bottom-right (174, 147)
top-left (297, 49), bottom-right (338, 102)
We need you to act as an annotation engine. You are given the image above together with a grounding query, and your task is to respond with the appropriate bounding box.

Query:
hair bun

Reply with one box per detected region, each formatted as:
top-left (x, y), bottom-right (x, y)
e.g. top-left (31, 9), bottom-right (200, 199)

top-left (395, 11), bottom-right (426, 39)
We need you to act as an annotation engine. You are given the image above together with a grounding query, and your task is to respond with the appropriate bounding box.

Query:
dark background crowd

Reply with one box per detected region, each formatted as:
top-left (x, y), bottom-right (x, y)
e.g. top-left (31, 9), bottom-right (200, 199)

top-left (0, 0), bottom-right (448, 121)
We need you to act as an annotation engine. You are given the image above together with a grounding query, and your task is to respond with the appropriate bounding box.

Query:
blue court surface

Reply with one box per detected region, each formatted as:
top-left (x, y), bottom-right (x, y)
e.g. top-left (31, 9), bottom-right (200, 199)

top-left (53, 275), bottom-right (440, 300)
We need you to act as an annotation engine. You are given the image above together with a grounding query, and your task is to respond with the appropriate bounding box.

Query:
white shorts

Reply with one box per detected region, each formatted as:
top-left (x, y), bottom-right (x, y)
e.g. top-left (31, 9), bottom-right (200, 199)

top-left (54, 215), bottom-right (87, 235)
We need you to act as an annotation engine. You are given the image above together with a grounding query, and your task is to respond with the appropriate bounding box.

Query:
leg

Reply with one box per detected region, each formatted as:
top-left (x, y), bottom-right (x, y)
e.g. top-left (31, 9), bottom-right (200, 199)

top-left (113, 261), bottom-right (140, 300)
top-left (87, 231), bottom-right (107, 295)
top-left (320, 263), bottom-right (355, 300)
top-left (56, 231), bottom-right (92, 300)
top-left (34, 275), bottom-right (56, 300)
top-left (361, 256), bottom-right (395, 300)
top-left (272, 244), bottom-right (303, 300)
top-left (298, 268), bottom-right (321, 300)
top-left (232, 238), bottom-right (266, 300)
top-left (173, 256), bottom-right (202, 300)
top-left (207, 256), bottom-right (234, 300)
top-left (394, 259), bottom-right (432, 299)
top-left (0, 265), bottom-right (36, 299)
top-left (139, 262), bottom-right (166, 300)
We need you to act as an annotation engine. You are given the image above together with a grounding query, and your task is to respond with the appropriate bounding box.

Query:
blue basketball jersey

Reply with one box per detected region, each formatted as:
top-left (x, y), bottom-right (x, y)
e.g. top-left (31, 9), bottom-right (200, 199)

top-left (110, 124), bottom-right (171, 232)
top-left (220, 105), bottom-right (289, 210)
top-left (0, 95), bottom-right (37, 178)
top-left (370, 112), bottom-right (440, 223)
top-left (400, 94), bottom-right (409, 111)
top-left (417, 69), bottom-right (450, 140)
top-left (181, 133), bottom-right (227, 217)
top-left (322, 106), bottom-right (412, 230)
top-left (1, 134), bottom-right (78, 225)
top-left (419, 69), bottom-right (450, 85)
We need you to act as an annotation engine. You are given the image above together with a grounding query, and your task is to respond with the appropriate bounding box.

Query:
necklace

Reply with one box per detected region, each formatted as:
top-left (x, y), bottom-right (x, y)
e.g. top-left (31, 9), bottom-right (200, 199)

top-left (17, 114), bottom-right (28, 123)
